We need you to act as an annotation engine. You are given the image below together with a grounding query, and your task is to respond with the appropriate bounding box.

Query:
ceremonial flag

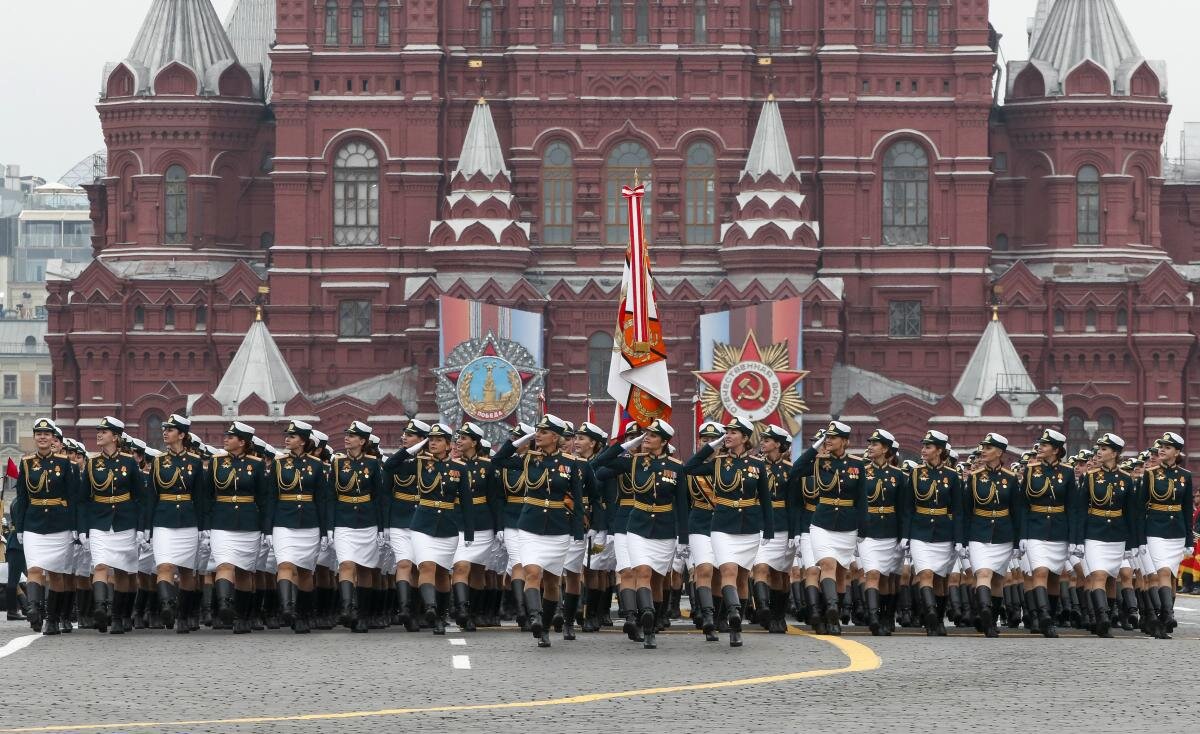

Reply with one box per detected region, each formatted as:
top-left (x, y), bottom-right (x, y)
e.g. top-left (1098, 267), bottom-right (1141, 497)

top-left (692, 393), bottom-right (704, 436)
top-left (607, 183), bottom-right (672, 427)
top-left (5, 458), bottom-right (17, 480)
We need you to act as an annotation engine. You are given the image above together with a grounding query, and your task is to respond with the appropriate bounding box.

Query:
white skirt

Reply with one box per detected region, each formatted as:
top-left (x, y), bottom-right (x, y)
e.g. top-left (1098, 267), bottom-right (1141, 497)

top-left (859, 537), bottom-right (902, 576)
top-left (1025, 539), bottom-right (1069, 574)
top-left (686, 533), bottom-right (714, 570)
top-left (910, 539), bottom-right (955, 577)
top-left (412, 530), bottom-right (457, 569)
top-left (72, 544), bottom-right (92, 577)
top-left (151, 527), bottom-right (198, 569)
top-left (273, 527), bottom-right (320, 571)
top-left (563, 537), bottom-right (586, 574)
top-left (753, 535), bottom-right (792, 572)
top-left (138, 539), bottom-right (156, 574)
top-left (23, 531), bottom-right (74, 574)
top-left (90, 528), bottom-right (138, 573)
top-left (586, 536), bottom-right (617, 572)
top-left (210, 530), bottom-right (261, 571)
top-left (672, 549), bottom-right (686, 574)
top-left (316, 538), bottom-right (338, 570)
top-left (1137, 544), bottom-right (1156, 575)
top-left (517, 530), bottom-right (570, 576)
top-left (710, 531), bottom-right (760, 570)
top-left (453, 530), bottom-right (496, 566)
top-left (613, 532), bottom-right (631, 572)
top-left (809, 526), bottom-right (857, 568)
top-left (1085, 539), bottom-right (1125, 577)
top-left (333, 526), bottom-right (380, 569)
top-left (799, 532), bottom-right (817, 568)
top-left (969, 541), bottom-right (1013, 574)
top-left (388, 528), bottom-right (415, 566)
top-left (626, 534), bottom-right (677, 575)
top-left (1147, 536), bottom-right (1187, 574)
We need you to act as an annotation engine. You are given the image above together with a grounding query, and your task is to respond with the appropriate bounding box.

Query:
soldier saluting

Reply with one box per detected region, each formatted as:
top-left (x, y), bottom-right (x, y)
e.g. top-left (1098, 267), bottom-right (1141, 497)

top-left (1139, 432), bottom-right (1193, 638)
top-left (148, 414), bottom-right (206, 633)
top-left (12, 418), bottom-right (79, 635)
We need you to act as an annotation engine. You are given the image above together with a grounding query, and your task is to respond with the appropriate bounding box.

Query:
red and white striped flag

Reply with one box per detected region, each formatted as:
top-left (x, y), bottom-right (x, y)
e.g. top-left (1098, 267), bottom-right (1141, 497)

top-left (607, 183), bottom-right (672, 427)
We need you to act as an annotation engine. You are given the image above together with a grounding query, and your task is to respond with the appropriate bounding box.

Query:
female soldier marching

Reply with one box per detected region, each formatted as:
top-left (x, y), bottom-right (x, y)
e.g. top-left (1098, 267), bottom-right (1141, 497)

top-left (329, 421), bottom-right (385, 633)
top-left (1073, 433), bottom-right (1137, 638)
top-left (904, 430), bottom-right (962, 636)
top-left (1140, 432), bottom-right (1193, 638)
top-left (592, 419), bottom-right (688, 649)
top-left (1020, 428), bottom-right (1075, 638)
top-left (208, 421), bottom-right (270, 634)
top-left (681, 416), bottom-right (773, 648)
top-left (148, 414), bottom-right (206, 633)
top-left (268, 420), bottom-right (330, 634)
top-left (858, 428), bottom-right (909, 636)
top-left (492, 414), bottom-right (584, 648)
top-left (963, 433), bottom-right (1022, 637)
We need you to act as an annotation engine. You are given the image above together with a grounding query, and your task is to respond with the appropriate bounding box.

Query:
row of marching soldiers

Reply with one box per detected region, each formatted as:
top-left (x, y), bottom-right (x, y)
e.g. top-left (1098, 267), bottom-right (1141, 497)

top-left (11, 410), bottom-right (1193, 647)
top-left (788, 423), bottom-right (1193, 640)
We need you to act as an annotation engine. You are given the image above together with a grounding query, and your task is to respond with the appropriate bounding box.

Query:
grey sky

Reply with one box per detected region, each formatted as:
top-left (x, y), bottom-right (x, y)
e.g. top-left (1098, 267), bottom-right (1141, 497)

top-left (0, 0), bottom-right (1196, 182)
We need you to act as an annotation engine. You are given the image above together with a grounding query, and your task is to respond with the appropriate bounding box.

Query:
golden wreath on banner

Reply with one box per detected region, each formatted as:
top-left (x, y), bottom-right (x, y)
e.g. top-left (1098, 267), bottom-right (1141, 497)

top-left (693, 332), bottom-right (808, 434)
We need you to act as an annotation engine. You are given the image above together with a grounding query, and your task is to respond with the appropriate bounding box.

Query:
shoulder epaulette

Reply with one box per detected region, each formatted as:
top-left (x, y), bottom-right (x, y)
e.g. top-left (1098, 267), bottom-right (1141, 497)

top-left (1087, 467), bottom-right (1104, 475)
top-left (1001, 467), bottom-right (1017, 477)
top-left (969, 467), bottom-right (987, 476)
top-left (528, 450), bottom-right (544, 457)
top-left (119, 451), bottom-right (135, 458)
top-left (186, 450), bottom-right (200, 458)
top-left (244, 454), bottom-right (263, 462)
top-left (450, 458), bottom-right (465, 466)
top-left (781, 459), bottom-right (793, 467)
top-left (848, 454), bottom-right (865, 462)
top-left (53, 451), bottom-right (68, 459)
top-left (1118, 469), bottom-right (1132, 478)
top-left (477, 456), bottom-right (491, 463)
top-left (561, 452), bottom-right (579, 461)
top-left (21, 453), bottom-right (33, 460)
top-left (331, 452), bottom-right (346, 459)
top-left (666, 455), bottom-right (683, 465)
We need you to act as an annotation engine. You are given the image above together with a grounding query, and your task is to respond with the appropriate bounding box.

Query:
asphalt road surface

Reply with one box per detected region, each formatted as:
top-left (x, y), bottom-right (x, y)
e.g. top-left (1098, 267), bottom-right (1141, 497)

top-left (0, 600), bottom-right (1196, 734)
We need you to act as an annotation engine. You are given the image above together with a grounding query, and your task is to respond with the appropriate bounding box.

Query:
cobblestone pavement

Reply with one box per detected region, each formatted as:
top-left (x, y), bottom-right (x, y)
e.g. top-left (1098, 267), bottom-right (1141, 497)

top-left (0, 599), bottom-right (1197, 734)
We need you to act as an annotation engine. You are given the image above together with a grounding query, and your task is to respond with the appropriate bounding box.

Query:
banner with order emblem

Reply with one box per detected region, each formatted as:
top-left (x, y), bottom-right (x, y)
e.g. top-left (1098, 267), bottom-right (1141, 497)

top-left (434, 297), bottom-right (547, 447)
top-left (694, 298), bottom-right (807, 446)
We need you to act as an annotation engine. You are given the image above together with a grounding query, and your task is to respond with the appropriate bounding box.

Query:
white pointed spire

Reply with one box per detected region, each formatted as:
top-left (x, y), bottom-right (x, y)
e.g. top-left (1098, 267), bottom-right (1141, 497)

top-left (454, 99), bottom-right (510, 181)
top-left (124, 0), bottom-right (241, 95)
top-left (742, 96), bottom-right (797, 182)
top-left (224, 0), bottom-right (275, 101)
top-left (952, 309), bottom-right (1037, 408)
top-left (212, 309), bottom-right (301, 412)
top-left (1030, 0), bottom-right (1142, 84)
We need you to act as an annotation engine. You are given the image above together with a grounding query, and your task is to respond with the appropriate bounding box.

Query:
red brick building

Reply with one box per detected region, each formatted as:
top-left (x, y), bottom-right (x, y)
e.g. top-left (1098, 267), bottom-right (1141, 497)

top-left (46, 0), bottom-right (1199, 458)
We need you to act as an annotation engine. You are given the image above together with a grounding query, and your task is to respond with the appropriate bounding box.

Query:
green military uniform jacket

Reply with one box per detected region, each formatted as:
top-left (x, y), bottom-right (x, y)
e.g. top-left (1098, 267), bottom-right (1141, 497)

top-left (961, 465), bottom-right (1022, 545)
top-left (1073, 466), bottom-right (1136, 547)
top-left (460, 454), bottom-right (500, 533)
top-left (80, 450), bottom-right (145, 535)
top-left (902, 462), bottom-right (962, 544)
top-left (383, 450), bottom-right (420, 530)
top-left (594, 449), bottom-right (688, 543)
top-left (329, 452), bottom-right (384, 531)
top-left (1019, 460), bottom-right (1075, 543)
top-left (392, 453), bottom-right (473, 540)
top-left (686, 472), bottom-right (716, 537)
top-left (13, 451), bottom-right (79, 536)
top-left (681, 444), bottom-right (773, 539)
top-left (499, 458), bottom-right (527, 530)
top-left (493, 441), bottom-right (584, 540)
top-left (1138, 462), bottom-right (1194, 544)
top-left (859, 461), bottom-right (909, 540)
top-left (791, 447), bottom-right (864, 534)
top-left (147, 449), bottom-right (206, 532)
top-left (267, 452), bottom-right (330, 535)
top-left (206, 452), bottom-right (270, 533)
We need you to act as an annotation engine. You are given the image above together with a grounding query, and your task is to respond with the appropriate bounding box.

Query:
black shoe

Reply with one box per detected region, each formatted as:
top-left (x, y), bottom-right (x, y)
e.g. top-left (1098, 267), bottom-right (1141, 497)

top-left (562, 592), bottom-right (579, 641)
top-left (865, 588), bottom-right (882, 636)
top-left (728, 606), bottom-right (743, 648)
top-left (25, 583), bottom-right (45, 633)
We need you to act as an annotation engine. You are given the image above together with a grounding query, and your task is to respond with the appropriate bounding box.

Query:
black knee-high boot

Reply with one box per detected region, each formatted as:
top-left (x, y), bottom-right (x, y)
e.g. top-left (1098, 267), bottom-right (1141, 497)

top-left (41, 590), bottom-right (59, 636)
top-left (1120, 587), bottom-right (1140, 630)
top-left (277, 579), bottom-right (297, 625)
top-left (1034, 587), bottom-right (1057, 637)
top-left (752, 580), bottom-right (772, 628)
top-left (976, 586), bottom-right (997, 637)
top-left (721, 585), bottom-right (742, 647)
top-left (1090, 589), bottom-right (1112, 637)
top-left (895, 583), bottom-right (913, 627)
top-left (919, 586), bottom-right (938, 633)
top-left (865, 587), bottom-right (882, 635)
top-left (790, 581), bottom-right (806, 623)
top-left (511, 579), bottom-right (528, 629)
top-left (26, 582), bottom-right (46, 632)
top-left (215, 579), bottom-right (236, 626)
top-left (803, 584), bottom-right (822, 629)
top-left (636, 587), bottom-right (656, 649)
top-left (820, 578), bottom-right (840, 633)
top-left (524, 587), bottom-right (544, 638)
top-left (337, 580), bottom-right (356, 628)
top-left (696, 586), bottom-right (717, 640)
top-left (538, 598), bottom-right (555, 648)
top-left (619, 588), bottom-right (640, 640)
top-left (561, 592), bottom-right (579, 640)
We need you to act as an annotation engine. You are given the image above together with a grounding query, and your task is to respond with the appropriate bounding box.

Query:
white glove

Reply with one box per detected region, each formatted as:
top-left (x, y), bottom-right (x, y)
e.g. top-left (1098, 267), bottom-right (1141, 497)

top-left (676, 544), bottom-right (690, 561)
top-left (71, 530), bottom-right (79, 543)
top-left (199, 530), bottom-right (211, 543)
top-left (136, 530), bottom-right (147, 545)
top-left (787, 535), bottom-right (799, 551)
top-left (811, 429), bottom-right (827, 451)
top-left (1069, 544), bottom-right (1084, 559)
top-left (1122, 548), bottom-right (1134, 561)
top-left (1018, 539), bottom-right (1028, 554)
top-left (621, 434), bottom-right (646, 452)
top-left (464, 539), bottom-right (473, 548)
top-left (16, 532), bottom-right (23, 545)
top-left (707, 436), bottom-right (725, 450)
top-left (376, 531), bottom-right (387, 548)
top-left (513, 433), bottom-right (535, 448)
top-left (406, 439), bottom-right (428, 456)
top-left (319, 534), bottom-right (330, 552)
top-left (1139, 544), bottom-right (1150, 560)
top-left (382, 528), bottom-right (392, 543)
top-left (593, 531), bottom-right (608, 550)
top-left (954, 543), bottom-right (967, 559)
top-left (496, 530), bottom-right (505, 547)
top-left (586, 528), bottom-right (597, 544)
top-left (760, 536), bottom-right (771, 547)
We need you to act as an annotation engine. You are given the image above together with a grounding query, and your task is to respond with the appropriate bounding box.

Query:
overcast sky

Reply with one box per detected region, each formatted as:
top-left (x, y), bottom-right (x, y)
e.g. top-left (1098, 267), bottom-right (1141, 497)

top-left (0, 1), bottom-right (1196, 182)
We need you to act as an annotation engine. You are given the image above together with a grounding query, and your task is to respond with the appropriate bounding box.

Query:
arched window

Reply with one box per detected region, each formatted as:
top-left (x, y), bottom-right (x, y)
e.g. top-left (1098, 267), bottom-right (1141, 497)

top-left (1096, 409), bottom-right (1116, 437)
top-left (881, 140), bottom-right (929, 245)
top-left (768, 1), bottom-right (782, 48)
top-left (610, 1), bottom-right (623, 43)
top-left (144, 412), bottom-right (166, 451)
top-left (588, 331), bottom-right (614, 398)
top-left (376, 0), bottom-right (390, 44)
top-left (325, 0), bottom-right (339, 44)
top-left (1116, 307), bottom-right (1128, 331)
top-left (165, 304), bottom-right (175, 330)
top-left (926, 3), bottom-right (940, 44)
top-left (23, 335), bottom-right (35, 353)
top-left (636, 0), bottom-right (650, 43)
top-left (479, 1), bottom-right (494, 47)
top-left (333, 141), bottom-right (380, 245)
top-left (605, 141), bottom-right (652, 245)
top-left (1053, 307), bottom-right (1065, 332)
top-left (1084, 306), bottom-right (1097, 332)
top-left (900, 0), bottom-right (913, 45)
top-left (684, 141), bottom-right (717, 245)
top-left (874, 0), bottom-right (887, 44)
top-left (351, 0), bottom-right (364, 44)
top-left (133, 305), bottom-right (145, 330)
top-left (542, 142), bottom-right (574, 245)
top-left (694, 0), bottom-right (708, 43)
top-left (195, 304), bottom-right (207, 330)
top-left (552, 0), bottom-right (566, 44)
top-left (994, 233), bottom-right (1009, 251)
top-left (1077, 165), bottom-right (1101, 245)
top-left (164, 165), bottom-right (187, 244)
top-left (1066, 411), bottom-right (1088, 455)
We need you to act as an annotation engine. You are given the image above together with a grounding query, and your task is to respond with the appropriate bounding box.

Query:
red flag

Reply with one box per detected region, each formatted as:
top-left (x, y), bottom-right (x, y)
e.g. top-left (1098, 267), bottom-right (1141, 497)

top-left (692, 393), bottom-right (704, 436)
top-left (6, 458), bottom-right (18, 479)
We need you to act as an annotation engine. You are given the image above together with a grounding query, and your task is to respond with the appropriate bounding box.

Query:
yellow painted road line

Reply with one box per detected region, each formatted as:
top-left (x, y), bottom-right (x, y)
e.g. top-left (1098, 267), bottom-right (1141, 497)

top-left (0, 628), bottom-right (881, 733)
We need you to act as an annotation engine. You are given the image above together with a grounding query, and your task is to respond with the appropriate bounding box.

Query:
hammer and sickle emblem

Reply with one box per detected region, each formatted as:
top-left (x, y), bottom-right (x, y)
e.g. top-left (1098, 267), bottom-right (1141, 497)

top-left (736, 374), bottom-right (765, 402)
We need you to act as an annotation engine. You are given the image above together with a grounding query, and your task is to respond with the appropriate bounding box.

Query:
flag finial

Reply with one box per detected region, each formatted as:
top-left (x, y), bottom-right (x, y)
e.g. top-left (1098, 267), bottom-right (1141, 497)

top-left (991, 304), bottom-right (998, 322)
